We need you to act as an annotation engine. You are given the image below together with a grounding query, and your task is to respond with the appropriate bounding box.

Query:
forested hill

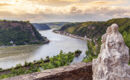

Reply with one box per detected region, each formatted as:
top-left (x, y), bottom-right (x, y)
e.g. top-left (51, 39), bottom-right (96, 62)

top-left (32, 23), bottom-right (50, 30)
top-left (0, 20), bottom-right (48, 46)
top-left (45, 22), bottom-right (69, 28)
top-left (59, 18), bottom-right (130, 48)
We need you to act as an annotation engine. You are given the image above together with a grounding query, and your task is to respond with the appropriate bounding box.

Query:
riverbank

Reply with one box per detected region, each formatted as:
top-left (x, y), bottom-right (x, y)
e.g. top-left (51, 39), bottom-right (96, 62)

top-left (53, 30), bottom-right (91, 41)
top-left (0, 57), bottom-right (50, 76)
top-left (0, 51), bottom-right (75, 79)
top-left (0, 37), bottom-right (49, 48)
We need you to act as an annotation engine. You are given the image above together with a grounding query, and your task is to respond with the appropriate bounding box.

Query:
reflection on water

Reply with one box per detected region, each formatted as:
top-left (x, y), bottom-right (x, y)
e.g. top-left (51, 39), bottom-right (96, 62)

top-left (0, 30), bottom-right (87, 69)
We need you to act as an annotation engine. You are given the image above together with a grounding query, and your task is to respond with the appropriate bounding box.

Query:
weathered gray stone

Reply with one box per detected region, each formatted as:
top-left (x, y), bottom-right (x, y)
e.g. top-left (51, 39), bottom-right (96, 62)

top-left (93, 23), bottom-right (130, 80)
top-left (4, 62), bottom-right (92, 80)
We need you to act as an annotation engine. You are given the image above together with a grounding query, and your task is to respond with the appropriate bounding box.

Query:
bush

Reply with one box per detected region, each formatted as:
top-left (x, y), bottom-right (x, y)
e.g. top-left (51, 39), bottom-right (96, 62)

top-left (74, 50), bottom-right (82, 57)
top-left (0, 50), bottom-right (75, 79)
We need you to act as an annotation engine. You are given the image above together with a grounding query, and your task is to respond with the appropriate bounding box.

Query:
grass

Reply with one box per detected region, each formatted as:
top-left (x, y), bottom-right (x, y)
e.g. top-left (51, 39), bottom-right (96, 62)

top-left (66, 27), bottom-right (75, 33)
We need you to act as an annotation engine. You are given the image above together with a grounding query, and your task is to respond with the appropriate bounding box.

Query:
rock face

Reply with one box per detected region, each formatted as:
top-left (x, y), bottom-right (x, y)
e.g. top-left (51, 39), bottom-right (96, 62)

top-left (93, 24), bottom-right (130, 80)
top-left (4, 62), bottom-right (92, 80)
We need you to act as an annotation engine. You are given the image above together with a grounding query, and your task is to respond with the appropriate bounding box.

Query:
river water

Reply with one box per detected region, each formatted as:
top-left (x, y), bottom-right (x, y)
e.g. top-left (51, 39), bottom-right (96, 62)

top-left (0, 30), bottom-right (87, 69)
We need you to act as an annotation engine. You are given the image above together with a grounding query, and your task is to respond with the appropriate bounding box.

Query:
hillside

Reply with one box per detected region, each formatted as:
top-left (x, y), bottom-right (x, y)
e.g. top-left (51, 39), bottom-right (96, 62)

top-left (0, 20), bottom-right (48, 45)
top-left (32, 23), bottom-right (50, 30)
top-left (59, 18), bottom-right (130, 48)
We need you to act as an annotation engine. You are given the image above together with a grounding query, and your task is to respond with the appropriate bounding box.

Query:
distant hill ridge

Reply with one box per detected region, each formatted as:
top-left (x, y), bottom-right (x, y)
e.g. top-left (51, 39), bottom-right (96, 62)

top-left (32, 23), bottom-right (50, 30)
top-left (0, 20), bottom-right (48, 45)
top-left (45, 22), bottom-right (69, 28)
top-left (60, 18), bottom-right (130, 38)
top-left (59, 18), bottom-right (130, 48)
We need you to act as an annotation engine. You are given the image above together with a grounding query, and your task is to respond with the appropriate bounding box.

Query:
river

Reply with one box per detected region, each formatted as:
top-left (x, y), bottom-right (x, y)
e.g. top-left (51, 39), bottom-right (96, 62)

top-left (0, 30), bottom-right (87, 69)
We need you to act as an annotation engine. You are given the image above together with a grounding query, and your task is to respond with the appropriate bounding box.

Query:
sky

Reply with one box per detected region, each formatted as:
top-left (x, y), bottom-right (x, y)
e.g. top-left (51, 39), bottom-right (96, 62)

top-left (0, 0), bottom-right (130, 23)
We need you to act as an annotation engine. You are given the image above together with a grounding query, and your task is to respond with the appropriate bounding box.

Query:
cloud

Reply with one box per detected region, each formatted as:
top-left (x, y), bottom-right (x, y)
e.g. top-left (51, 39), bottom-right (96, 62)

top-left (26, 0), bottom-right (80, 6)
top-left (0, 0), bottom-right (129, 22)
top-left (0, 3), bottom-right (12, 6)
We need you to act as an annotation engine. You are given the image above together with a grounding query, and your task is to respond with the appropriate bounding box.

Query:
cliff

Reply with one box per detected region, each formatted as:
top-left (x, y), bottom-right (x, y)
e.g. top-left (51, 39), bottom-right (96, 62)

top-left (32, 23), bottom-right (50, 30)
top-left (0, 20), bottom-right (48, 45)
top-left (93, 24), bottom-right (130, 80)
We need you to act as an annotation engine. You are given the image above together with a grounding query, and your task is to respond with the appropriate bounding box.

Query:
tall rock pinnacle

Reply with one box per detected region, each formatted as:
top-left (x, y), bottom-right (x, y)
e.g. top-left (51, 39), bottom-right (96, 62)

top-left (92, 23), bottom-right (130, 80)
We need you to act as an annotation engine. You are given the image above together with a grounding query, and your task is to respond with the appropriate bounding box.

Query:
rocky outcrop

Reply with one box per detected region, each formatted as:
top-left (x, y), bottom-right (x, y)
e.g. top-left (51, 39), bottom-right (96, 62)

top-left (4, 62), bottom-right (92, 80)
top-left (93, 24), bottom-right (130, 80)
top-left (0, 20), bottom-right (48, 45)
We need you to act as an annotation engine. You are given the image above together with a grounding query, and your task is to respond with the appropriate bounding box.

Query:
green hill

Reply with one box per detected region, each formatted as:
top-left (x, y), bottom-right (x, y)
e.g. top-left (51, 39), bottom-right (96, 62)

top-left (32, 23), bottom-right (51, 30)
top-left (45, 22), bottom-right (69, 29)
top-left (0, 20), bottom-right (48, 46)
top-left (59, 18), bottom-right (130, 48)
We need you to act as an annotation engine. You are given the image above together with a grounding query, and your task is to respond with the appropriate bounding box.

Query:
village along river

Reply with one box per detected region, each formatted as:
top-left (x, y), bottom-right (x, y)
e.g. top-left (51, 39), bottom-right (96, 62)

top-left (0, 30), bottom-right (87, 69)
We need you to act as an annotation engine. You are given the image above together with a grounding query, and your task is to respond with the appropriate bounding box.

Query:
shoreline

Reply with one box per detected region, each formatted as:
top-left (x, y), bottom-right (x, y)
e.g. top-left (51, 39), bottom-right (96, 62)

top-left (53, 30), bottom-right (91, 41)
top-left (0, 58), bottom-right (50, 76)
top-left (0, 38), bottom-right (49, 48)
top-left (0, 52), bottom-right (75, 79)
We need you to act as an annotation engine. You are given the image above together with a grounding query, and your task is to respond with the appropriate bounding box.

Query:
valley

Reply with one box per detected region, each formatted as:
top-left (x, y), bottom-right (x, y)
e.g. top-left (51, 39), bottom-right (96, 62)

top-left (0, 0), bottom-right (130, 79)
top-left (0, 30), bottom-right (87, 69)
top-left (0, 18), bottom-right (129, 80)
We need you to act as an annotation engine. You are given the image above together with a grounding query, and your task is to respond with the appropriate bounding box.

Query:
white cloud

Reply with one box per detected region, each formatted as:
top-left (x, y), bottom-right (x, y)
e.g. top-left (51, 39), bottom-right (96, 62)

top-left (0, 0), bottom-right (129, 22)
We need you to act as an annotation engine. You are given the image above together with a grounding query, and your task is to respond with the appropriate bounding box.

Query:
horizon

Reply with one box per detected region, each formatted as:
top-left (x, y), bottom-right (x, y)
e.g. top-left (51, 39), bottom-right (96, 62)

top-left (1, 17), bottom-right (130, 23)
top-left (0, 0), bottom-right (130, 23)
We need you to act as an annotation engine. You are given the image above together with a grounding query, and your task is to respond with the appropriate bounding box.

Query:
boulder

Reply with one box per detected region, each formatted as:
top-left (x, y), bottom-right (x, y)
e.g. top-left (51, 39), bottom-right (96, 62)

top-left (93, 23), bottom-right (130, 80)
